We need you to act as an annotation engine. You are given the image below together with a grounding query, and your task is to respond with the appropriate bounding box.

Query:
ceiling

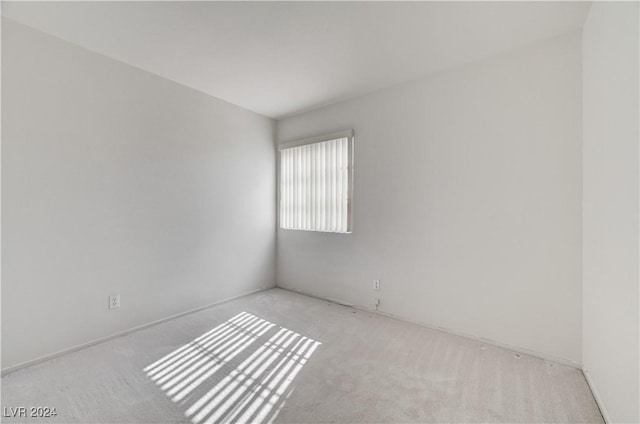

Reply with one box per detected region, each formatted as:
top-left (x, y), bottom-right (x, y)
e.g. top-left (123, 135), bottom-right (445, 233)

top-left (2, 1), bottom-right (591, 119)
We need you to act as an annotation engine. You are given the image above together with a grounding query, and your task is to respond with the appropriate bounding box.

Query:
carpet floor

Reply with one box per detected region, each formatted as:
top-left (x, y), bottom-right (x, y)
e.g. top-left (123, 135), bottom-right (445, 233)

top-left (1, 288), bottom-right (603, 423)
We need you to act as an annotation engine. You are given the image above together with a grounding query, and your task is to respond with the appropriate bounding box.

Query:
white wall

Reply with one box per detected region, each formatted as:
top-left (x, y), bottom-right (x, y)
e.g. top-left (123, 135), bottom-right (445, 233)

top-left (1, 19), bottom-right (276, 371)
top-left (277, 32), bottom-right (583, 364)
top-left (582, 3), bottom-right (639, 422)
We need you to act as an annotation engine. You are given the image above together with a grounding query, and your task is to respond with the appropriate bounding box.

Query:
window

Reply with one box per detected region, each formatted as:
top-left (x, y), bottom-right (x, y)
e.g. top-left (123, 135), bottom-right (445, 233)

top-left (279, 130), bottom-right (354, 233)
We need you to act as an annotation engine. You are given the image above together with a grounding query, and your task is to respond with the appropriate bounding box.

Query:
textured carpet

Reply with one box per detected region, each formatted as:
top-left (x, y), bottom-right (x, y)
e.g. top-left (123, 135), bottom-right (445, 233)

top-left (1, 288), bottom-right (603, 423)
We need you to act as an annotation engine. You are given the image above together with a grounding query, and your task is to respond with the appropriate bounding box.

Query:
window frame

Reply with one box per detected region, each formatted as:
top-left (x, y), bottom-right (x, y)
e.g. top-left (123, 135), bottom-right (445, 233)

top-left (278, 129), bottom-right (354, 233)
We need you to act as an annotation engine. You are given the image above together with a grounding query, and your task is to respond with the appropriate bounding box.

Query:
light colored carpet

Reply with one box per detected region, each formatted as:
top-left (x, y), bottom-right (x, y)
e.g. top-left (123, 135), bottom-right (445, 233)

top-left (1, 288), bottom-right (603, 423)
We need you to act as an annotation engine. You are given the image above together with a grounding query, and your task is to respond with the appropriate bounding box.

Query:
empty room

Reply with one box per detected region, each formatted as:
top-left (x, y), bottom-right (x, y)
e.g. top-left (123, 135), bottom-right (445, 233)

top-left (1, 1), bottom-right (638, 423)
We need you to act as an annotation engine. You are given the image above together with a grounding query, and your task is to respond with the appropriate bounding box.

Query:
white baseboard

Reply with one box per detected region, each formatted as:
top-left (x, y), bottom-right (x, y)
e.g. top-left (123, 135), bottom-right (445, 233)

top-left (278, 285), bottom-right (582, 369)
top-left (364, 306), bottom-right (582, 369)
top-left (583, 369), bottom-right (610, 423)
top-left (1, 286), bottom-right (272, 377)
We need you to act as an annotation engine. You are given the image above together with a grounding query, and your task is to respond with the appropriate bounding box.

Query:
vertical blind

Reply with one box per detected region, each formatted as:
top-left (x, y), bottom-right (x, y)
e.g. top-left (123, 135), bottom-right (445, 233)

top-left (280, 134), bottom-right (353, 233)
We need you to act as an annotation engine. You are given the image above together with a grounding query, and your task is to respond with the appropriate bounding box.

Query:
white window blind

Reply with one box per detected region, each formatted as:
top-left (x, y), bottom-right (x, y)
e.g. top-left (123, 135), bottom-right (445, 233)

top-left (279, 131), bottom-right (354, 233)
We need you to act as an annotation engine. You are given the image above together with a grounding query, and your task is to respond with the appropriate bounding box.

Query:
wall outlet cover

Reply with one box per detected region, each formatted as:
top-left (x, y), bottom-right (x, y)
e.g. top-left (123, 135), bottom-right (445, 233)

top-left (109, 294), bottom-right (120, 309)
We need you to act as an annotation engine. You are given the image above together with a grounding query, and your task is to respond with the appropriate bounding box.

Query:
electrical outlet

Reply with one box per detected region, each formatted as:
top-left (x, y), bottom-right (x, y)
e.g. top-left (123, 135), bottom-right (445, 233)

top-left (373, 280), bottom-right (381, 291)
top-left (109, 294), bottom-right (120, 309)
